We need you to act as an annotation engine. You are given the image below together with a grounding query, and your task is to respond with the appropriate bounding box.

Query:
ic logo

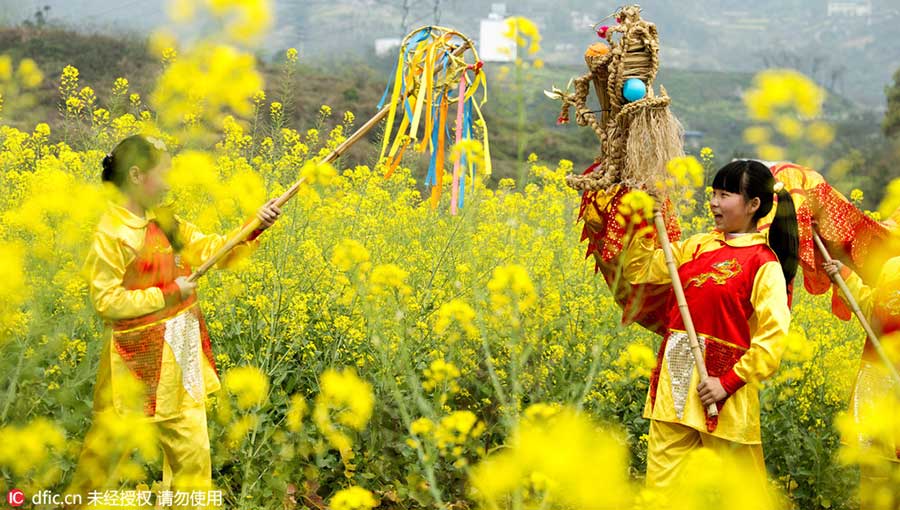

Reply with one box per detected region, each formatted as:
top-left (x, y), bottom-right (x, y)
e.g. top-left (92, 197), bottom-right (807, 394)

top-left (7, 488), bottom-right (26, 507)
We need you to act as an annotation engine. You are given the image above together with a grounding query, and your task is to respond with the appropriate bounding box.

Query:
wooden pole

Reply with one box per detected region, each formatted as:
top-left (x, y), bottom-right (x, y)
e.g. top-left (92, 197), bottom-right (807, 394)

top-left (653, 210), bottom-right (719, 417)
top-left (187, 39), bottom-right (473, 282)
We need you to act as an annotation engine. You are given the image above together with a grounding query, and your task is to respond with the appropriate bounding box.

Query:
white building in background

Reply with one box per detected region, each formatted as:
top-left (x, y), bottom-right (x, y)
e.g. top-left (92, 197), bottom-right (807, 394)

top-left (374, 37), bottom-right (401, 57)
top-left (827, 0), bottom-right (872, 17)
top-left (570, 11), bottom-right (594, 31)
top-left (479, 3), bottom-right (515, 63)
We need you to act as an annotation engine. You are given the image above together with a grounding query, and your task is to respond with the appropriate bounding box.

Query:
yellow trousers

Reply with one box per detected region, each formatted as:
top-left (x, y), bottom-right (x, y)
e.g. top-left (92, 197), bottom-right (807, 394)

top-left (66, 403), bottom-right (211, 507)
top-left (66, 339), bottom-right (212, 508)
top-left (646, 419), bottom-right (768, 489)
top-left (859, 463), bottom-right (900, 510)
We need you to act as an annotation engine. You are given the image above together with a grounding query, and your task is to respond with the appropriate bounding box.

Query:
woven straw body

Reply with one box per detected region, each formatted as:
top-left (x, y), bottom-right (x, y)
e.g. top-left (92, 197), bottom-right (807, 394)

top-left (560, 5), bottom-right (683, 193)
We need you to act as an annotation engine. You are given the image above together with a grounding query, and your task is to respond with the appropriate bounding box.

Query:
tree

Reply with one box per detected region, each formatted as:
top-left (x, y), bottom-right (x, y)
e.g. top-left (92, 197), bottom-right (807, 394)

top-left (21, 5), bottom-right (51, 29)
top-left (373, 0), bottom-right (448, 34)
top-left (883, 67), bottom-right (900, 139)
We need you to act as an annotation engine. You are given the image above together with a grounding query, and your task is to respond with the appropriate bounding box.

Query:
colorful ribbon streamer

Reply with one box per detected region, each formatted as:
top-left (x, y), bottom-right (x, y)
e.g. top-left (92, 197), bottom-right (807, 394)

top-left (378, 26), bottom-right (491, 215)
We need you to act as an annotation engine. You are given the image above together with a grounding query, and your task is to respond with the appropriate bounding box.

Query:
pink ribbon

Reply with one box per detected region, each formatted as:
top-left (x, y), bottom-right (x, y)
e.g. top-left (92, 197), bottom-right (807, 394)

top-left (450, 70), bottom-right (467, 215)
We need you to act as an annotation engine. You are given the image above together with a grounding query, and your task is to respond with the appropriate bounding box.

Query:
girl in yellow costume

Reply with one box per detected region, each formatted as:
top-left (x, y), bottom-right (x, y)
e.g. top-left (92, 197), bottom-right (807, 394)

top-left (823, 257), bottom-right (900, 506)
top-left (622, 160), bottom-right (798, 490)
top-left (66, 135), bottom-right (281, 504)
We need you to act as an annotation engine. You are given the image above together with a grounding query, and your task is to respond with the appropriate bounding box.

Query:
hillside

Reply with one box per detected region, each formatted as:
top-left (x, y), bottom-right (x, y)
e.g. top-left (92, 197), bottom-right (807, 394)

top-left (3, 0), bottom-right (898, 108)
top-left (0, 26), bottom-right (885, 191)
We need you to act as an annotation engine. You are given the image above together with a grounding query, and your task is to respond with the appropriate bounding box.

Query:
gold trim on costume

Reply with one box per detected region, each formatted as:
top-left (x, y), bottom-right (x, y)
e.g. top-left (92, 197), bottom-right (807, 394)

top-left (112, 302), bottom-right (199, 334)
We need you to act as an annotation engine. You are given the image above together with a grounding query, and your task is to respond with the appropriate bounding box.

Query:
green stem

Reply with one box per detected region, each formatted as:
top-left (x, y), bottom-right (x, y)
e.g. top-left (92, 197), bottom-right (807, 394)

top-left (377, 317), bottom-right (447, 509)
top-left (515, 65), bottom-right (527, 186)
top-left (1, 342), bottom-right (26, 422)
top-left (237, 416), bottom-right (262, 509)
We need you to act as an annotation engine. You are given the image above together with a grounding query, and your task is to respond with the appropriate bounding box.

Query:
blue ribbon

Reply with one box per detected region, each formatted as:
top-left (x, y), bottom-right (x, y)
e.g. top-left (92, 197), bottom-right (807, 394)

top-left (377, 27), bottom-right (432, 111)
top-left (425, 97), bottom-right (442, 187)
top-left (458, 171), bottom-right (466, 209)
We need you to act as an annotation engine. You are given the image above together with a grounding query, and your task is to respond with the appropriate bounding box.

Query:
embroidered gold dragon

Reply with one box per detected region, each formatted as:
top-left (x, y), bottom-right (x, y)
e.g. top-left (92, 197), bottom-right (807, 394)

top-left (686, 258), bottom-right (741, 288)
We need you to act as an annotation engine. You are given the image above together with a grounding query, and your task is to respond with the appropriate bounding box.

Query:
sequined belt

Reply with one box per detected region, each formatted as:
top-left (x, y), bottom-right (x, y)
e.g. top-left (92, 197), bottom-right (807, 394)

top-left (112, 304), bottom-right (206, 416)
top-left (650, 330), bottom-right (747, 431)
top-left (850, 361), bottom-right (900, 461)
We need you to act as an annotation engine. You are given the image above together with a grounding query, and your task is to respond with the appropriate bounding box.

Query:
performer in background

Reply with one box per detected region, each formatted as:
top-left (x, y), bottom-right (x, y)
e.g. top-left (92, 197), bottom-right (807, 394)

top-left (823, 257), bottom-right (900, 507)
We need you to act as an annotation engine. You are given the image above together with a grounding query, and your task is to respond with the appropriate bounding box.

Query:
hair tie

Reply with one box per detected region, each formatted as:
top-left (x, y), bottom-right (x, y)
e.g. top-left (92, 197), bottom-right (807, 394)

top-left (773, 181), bottom-right (784, 193)
top-left (145, 136), bottom-right (167, 151)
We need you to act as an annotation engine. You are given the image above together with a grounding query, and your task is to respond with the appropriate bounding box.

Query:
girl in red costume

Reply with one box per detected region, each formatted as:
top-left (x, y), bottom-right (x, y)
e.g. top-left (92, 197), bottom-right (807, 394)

top-left (623, 160), bottom-right (798, 490)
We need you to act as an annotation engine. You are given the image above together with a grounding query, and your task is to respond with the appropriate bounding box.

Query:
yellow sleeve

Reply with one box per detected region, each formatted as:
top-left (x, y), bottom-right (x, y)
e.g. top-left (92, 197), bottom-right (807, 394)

top-left (84, 231), bottom-right (166, 320)
top-left (838, 270), bottom-right (874, 318)
top-left (730, 261), bottom-right (790, 386)
top-left (622, 234), bottom-right (690, 285)
top-left (178, 218), bottom-right (260, 270)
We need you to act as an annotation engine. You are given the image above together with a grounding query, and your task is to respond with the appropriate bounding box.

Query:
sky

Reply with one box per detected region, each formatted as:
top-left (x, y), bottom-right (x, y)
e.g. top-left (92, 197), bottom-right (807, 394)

top-left (2, 0), bottom-right (898, 108)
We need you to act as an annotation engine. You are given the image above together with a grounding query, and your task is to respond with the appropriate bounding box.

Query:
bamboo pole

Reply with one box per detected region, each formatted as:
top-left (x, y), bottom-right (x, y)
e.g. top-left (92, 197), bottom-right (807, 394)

top-left (814, 232), bottom-right (900, 391)
top-left (653, 210), bottom-right (719, 417)
top-left (187, 38), bottom-right (473, 282)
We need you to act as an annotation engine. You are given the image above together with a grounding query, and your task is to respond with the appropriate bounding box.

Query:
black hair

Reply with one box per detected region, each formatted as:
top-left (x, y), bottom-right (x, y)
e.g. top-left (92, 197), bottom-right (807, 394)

top-left (101, 135), bottom-right (183, 252)
top-left (711, 160), bottom-right (799, 287)
top-left (101, 135), bottom-right (163, 187)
